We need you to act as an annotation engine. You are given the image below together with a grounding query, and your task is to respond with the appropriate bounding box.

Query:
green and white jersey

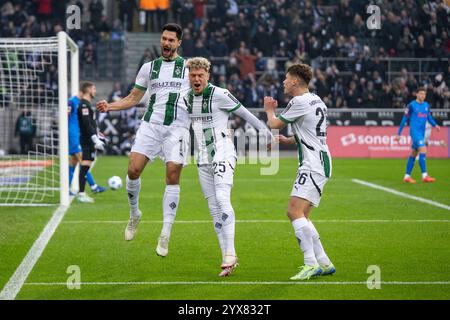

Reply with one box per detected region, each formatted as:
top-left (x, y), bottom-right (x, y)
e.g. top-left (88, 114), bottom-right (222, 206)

top-left (278, 92), bottom-right (332, 178)
top-left (184, 83), bottom-right (242, 165)
top-left (134, 56), bottom-right (190, 128)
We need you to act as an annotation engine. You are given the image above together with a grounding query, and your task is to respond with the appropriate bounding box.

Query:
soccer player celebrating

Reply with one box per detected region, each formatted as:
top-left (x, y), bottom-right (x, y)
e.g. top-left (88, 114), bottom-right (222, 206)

top-left (264, 64), bottom-right (335, 281)
top-left (184, 57), bottom-right (272, 276)
top-left (96, 23), bottom-right (189, 256)
top-left (77, 82), bottom-right (106, 203)
top-left (68, 90), bottom-right (106, 195)
top-left (396, 87), bottom-right (440, 183)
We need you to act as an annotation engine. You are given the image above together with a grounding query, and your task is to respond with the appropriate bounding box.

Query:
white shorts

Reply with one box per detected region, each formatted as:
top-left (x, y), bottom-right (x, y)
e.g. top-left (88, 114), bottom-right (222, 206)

top-left (291, 169), bottom-right (328, 207)
top-left (131, 121), bottom-right (189, 165)
top-left (197, 157), bottom-right (236, 199)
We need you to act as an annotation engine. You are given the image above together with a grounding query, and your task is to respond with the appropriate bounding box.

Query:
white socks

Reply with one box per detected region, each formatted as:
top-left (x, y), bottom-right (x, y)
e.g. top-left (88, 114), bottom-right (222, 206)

top-left (292, 217), bottom-right (318, 267)
top-left (207, 195), bottom-right (225, 259)
top-left (161, 185), bottom-right (180, 238)
top-left (126, 175), bottom-right (141, 218)
top-left (215, 184), bottom-right (236, 258)
top-left (309, 220), bottom-right (331, 266)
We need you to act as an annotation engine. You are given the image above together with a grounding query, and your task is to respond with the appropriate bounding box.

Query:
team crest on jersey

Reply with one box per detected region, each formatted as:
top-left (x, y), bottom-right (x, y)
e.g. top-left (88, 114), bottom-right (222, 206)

top-left (82, 108), bottom-right (89, 115)
top-left (174, 66), bottom-right (182, 77)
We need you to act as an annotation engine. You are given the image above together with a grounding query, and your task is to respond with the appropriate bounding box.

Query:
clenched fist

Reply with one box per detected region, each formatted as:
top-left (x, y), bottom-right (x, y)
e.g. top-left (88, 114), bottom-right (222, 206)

top-left (96, 100), bottom-right (109, 113)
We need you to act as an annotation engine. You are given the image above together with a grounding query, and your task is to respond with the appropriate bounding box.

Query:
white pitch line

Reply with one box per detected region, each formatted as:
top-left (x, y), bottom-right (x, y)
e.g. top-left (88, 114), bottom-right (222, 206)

top-left (61, 219), bottom-right (450, 224)
top-left (23, 281), bottom-right (450, 286)
top-left (0, 204), bottom-right (70, 300)
top-left (352, 179), bottom-right (450, 211)
top-left (0, 160), bottom-right (98, 300)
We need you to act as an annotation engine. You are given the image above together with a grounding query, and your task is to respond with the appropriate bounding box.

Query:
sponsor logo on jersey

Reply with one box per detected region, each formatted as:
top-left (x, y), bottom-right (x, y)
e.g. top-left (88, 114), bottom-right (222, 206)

top-left (151, 81), bottom-right (182, 90)
top-left (82, 108), bottom-right (89, 116)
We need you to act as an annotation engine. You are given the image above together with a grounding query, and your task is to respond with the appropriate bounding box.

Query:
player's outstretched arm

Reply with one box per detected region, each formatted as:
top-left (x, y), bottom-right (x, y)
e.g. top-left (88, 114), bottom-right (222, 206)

top-left (232, 106), bottom-right (273, 142)
top-left (96, 87), bottom-right (145, 112)
top-left (264, 96), bottom-right (285, 129)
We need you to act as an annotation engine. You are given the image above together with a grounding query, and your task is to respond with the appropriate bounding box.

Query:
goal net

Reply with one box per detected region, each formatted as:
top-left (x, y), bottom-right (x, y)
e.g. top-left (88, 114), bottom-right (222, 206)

top-left (0, 33), bottom-right (77, 206)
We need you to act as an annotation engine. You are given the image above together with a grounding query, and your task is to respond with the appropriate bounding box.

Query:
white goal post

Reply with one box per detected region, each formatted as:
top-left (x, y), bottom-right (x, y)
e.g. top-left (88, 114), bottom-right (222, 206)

top-left (0, 32), bottom-right (78, 206)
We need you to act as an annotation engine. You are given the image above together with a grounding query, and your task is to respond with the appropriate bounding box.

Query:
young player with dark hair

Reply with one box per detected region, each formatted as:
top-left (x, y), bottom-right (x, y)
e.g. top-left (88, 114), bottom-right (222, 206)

top-left (96, 23), bottom-right (189, 256)
top-left (264, 63), bottom-right (335, 281)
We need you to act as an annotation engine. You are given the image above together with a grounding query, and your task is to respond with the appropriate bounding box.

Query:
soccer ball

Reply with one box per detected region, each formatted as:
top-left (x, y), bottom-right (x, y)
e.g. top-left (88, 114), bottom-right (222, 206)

top-left (108, 176), bottom-right (123, 190)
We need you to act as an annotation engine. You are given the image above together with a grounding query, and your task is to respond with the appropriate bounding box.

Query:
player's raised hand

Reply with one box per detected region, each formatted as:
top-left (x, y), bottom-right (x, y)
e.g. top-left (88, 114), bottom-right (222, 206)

top-left (96, 100), bottom-right (109, 113)
top-left (435, 125), bottom-right (441, 132)
top-left (264, 96), bottom-right (278, 112)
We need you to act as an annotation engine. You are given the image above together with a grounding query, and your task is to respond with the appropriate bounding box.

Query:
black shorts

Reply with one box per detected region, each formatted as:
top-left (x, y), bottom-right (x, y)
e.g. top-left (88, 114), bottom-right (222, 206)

top-left (81, 144), bottom-right (96, 161)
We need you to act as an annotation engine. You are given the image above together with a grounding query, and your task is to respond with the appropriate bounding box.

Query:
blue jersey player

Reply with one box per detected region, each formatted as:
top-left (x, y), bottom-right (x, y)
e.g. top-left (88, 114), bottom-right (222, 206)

top-left (396, 87), bottom-right (440, 183)
top-left (68, 90), bottom-right (106, 194)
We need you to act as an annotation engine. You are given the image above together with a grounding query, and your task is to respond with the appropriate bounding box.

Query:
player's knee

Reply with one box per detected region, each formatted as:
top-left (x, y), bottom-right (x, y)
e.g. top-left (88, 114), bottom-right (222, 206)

top-left (287, 204), bottom-right (306, 221)
top-left (166, 163), bottom-right (181, 184)
top-left (127, 165), bottom-right (142, 180)
top-left (166, 171), bottom-right (180, 185)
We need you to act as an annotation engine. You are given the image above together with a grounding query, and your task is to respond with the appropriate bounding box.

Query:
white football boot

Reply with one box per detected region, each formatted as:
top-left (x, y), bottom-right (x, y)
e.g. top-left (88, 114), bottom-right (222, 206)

top-left (77, 192), bottom-right (94, 203)
top-left (124, 210), bottom-right (141, 241)
top-left (156, 235), bottom-right (170, 257)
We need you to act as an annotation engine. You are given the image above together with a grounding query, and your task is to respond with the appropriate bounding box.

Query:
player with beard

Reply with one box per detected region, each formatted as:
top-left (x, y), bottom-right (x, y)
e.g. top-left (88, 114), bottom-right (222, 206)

top-left (77, 82), bottom-right (105, 203)
top-left (96, 23), bottom-right (189, 257)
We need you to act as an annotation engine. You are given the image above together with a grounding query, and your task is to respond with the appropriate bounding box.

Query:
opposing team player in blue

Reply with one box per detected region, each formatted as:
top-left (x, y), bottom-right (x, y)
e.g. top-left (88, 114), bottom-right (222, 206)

top-left (68, 89), bottom-right (106, 194)
top-left (396, 87), bottom-right (440, 184)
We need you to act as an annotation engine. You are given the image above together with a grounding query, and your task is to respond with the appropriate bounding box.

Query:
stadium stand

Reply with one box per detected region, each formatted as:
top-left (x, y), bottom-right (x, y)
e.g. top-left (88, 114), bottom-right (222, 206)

top-left (0, 0), bottom-right (448, 111)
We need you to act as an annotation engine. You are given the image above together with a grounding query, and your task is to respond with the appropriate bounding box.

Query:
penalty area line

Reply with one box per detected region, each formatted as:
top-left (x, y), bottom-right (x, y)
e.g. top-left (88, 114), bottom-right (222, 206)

top-left (352, 179), bottom-right (450, 211)
top-left (23, 281), bottom-right (450, 286)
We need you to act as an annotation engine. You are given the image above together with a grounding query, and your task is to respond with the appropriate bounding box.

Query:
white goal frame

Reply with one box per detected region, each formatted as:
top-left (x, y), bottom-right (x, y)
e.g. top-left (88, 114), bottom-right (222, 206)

top-left (0, 32), bottom-right (78, 206)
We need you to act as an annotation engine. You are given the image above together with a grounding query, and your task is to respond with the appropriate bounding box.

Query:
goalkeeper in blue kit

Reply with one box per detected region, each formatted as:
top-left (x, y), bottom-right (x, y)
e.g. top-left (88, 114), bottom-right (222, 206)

top-left (396, 87), bottom-right (440, 183)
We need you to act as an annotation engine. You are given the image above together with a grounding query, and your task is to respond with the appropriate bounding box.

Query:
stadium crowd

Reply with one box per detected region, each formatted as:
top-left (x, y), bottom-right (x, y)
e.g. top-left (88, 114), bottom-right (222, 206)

top-left (1, 0), bottom-right (449, 109)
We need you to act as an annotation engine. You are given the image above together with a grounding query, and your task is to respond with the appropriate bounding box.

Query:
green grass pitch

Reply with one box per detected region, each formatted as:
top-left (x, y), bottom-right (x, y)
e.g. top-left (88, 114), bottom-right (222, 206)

top-left (1, 157), bottom-right (449, 299)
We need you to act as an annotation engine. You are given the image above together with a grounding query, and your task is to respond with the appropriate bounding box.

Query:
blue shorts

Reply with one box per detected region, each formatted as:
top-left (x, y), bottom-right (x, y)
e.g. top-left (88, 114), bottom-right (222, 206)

top-left (411, 136), bottom-right (425, 150)
top-left (69, 136), bottom-right (81, 155)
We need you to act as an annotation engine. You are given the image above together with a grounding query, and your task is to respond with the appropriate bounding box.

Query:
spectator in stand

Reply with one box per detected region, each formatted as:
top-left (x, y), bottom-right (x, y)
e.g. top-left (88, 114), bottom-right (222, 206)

top-left (117, 0), bottom-right (138, 32)
top-left (193, 0), bottom-right (207, 32)
top-left (89, 0), bottom-right (104, 30)
top-left (181, 28), bottom-right (195, 57)
top-left (34, 0), bottom-right (52, 23)
top-left (96, 15), bottom-right (111, 36)
top-left (137, 48), bottom-right (154, 72)
top-left (15, 111), bottom-right (36, 155)
top-left (108, 82), bottom-right (124, 103)
top-left (235, 45), bottom-right (258, 80)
